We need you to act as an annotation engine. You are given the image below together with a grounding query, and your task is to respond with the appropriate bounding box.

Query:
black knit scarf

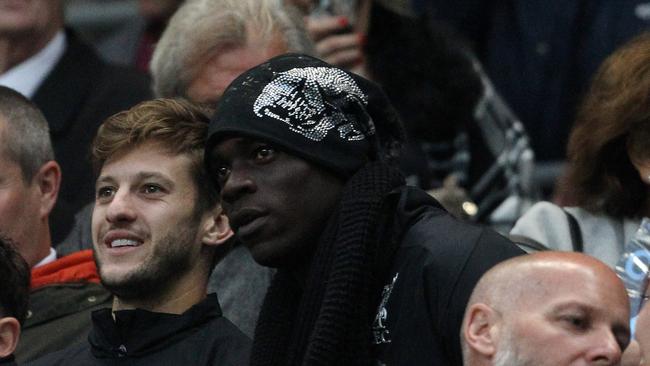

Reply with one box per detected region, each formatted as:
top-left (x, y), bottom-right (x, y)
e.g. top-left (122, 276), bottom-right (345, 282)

top-left (251, 161), bottom-right (405, 366)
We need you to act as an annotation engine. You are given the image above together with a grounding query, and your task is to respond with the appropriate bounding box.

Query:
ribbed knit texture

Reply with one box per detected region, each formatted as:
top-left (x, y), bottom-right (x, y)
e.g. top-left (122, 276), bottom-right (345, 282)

top-left (251, 161), bottom-right (405, 366)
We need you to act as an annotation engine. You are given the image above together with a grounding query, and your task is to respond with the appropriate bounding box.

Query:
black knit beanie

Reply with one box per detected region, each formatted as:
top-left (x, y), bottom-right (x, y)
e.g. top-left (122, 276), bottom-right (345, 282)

top-left (205, 53), bottom-right (404, 178)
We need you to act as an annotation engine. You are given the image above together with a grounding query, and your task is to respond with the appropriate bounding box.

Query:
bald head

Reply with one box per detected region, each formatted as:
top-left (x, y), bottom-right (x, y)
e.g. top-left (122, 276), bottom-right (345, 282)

top-left (469, 252), bottom-right (627, 312)
top-left (462, 252), bottom-right (630, 366)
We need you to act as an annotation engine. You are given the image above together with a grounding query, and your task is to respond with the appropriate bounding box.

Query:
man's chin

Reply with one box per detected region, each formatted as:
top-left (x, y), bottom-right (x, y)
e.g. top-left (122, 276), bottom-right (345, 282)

top-left (246, 241), bottom-right (287, 268)
top-left (246, 240), bottom-right (310, 269)
top-left (99, 269), bottom-right (162, 301)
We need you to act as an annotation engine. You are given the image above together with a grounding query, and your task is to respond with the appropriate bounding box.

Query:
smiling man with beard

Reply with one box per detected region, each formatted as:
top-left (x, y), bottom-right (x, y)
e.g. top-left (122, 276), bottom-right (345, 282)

top-left (29, 98), bottom-right (251, 365)
top-left (461, 252), bottom-right (631, 366)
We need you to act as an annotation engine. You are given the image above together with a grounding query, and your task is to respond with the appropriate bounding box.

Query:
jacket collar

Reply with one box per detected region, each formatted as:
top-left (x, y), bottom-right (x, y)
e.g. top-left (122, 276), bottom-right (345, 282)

top-left (89, 293), bottom-right (222, 358)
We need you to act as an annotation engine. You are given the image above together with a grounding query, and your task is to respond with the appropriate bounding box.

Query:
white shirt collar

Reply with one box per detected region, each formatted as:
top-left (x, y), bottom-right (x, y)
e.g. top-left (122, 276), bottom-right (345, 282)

top-left (34, 247), bottom-right (57, 268)
top-left (0, 30), bottom-right (66, 98)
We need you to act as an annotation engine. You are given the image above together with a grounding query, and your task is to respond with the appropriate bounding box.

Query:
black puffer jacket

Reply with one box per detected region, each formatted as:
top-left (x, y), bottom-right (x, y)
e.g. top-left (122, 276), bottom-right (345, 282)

top-left (373, 187), bottom-right (524, 365)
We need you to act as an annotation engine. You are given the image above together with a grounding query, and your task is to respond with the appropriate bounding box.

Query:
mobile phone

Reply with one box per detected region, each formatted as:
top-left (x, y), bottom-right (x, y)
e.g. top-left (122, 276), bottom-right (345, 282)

top-left (312, 0), bottom-right (358, 32)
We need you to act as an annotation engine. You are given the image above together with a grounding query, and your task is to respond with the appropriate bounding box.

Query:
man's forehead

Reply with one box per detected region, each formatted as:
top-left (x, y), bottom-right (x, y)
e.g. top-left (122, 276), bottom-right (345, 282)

top-left (100, 142), bottom-right (194, 178)
top-left (522, 264), bottom-right (628, 313)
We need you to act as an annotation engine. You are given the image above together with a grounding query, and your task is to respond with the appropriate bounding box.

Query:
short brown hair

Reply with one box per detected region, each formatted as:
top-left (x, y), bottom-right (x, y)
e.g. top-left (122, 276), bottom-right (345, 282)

top-left (92, 98), bottom-right (219, 212)
top-left (564, 32), bottom-right (650, 218)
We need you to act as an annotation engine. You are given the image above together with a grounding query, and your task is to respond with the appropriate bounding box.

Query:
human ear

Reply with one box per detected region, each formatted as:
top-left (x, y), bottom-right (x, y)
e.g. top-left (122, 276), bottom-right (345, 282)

top-left (0, 317), bottom-right (20, 359)
top-left (34, 160), bottom-right (61, 219)
top-left (464, 303), bottom-right (499, 358)
top-left (201, 206), bottom-right (234, 247)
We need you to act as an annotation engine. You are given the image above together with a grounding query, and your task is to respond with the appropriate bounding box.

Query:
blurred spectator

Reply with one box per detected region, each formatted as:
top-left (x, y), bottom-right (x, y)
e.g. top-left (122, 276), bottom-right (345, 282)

top-left (416, 0), bottom-right (650, 183)
top-left (97, 0), bottom-right (184, 72)
top-left (0, 236), bottom-right (30, 366)
top-left (151, 0), bottom-right (314, 104)
top-left (0, 0), bottom-right (152, 245)
top-left (462, 252), bottom-right (630, 366)
top-left (301, 0), bottom-right (536, 226)
top-left (0, 86), bottom-right (111, 363)
top-left (510, 32), bottom-right (650, 267)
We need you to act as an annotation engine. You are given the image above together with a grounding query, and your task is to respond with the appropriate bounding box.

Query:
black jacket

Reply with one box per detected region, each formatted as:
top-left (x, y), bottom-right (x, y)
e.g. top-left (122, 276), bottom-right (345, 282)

top-left (373, 187), bottom-right (524, 365)
top-left (28, 294), bottom-right (251, 366)
top-left (33, 29), bottom-right (152, 245)
top-left (0, 356), bottom-right (16, 366)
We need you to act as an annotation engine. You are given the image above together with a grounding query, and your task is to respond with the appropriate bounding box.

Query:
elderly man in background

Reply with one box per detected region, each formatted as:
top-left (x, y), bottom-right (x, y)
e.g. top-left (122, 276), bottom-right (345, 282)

top-left (462, 252), bottom-right (631, 366)
top-left (0, 0), bottom-right (151, 245)
top-left (0, 86), bottom-right (111, 363)
top-left (150, 0), bottom-right (314, 104)
top-left (0, 236), bottom-right (30, 366)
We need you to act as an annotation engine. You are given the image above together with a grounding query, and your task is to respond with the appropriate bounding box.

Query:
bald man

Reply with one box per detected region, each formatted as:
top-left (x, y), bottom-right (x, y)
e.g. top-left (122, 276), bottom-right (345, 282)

top-left (461, 252), bottom-right (631, 366)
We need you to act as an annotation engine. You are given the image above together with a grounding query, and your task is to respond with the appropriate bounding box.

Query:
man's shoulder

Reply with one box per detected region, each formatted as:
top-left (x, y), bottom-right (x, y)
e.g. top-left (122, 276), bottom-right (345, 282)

top-left (395, 187), bottom-right (518, 259)
top-left (376, 188), bottom-right (523, 365)
top-left (17, 280), bottom-right (111, 363)
top-left (27, 281), bottom-right (111, 325)
top-left (197, 311), bottom-right (253, 361)
top-left (203, 310), bottom-right (252, 341)
top-left (127, 314), bottom-right (251, 365)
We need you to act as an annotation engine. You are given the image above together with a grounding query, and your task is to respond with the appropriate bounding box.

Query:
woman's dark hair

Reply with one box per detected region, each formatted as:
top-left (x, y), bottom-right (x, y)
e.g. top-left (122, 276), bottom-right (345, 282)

top-left (564, 32), bottom-right (650, 218)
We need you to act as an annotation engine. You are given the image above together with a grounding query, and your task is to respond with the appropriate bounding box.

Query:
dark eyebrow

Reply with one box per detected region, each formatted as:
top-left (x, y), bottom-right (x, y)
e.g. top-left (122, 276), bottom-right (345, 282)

top-left (134, 172), bottom-right (175, 187)
top-left (95, 175), bottom-right (115, 188)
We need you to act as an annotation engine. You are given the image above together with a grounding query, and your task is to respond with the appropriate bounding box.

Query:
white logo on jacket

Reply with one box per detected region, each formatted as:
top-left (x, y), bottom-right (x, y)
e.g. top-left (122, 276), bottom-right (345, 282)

top-left (372, 272), bottom-right (399, 345)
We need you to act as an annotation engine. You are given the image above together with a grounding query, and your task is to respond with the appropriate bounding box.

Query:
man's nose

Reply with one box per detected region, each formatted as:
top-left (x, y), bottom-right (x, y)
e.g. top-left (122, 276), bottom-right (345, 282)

top-left (221, 166), bottom-right (257, 204)
top-left (105, 190), bottom-right (137, 223)
top-left (586, 328), bottom-right (623, 365)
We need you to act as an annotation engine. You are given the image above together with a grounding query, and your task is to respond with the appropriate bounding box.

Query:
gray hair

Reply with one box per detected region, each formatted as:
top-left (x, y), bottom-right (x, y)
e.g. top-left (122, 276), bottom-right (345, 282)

top-left (151, 0), bottom-right (315, 99)
top-left (0, 86), bottom-right (54, 182)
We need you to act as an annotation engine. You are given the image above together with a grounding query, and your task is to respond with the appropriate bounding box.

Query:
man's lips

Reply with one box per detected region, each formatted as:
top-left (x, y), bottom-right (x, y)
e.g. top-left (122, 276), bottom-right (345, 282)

top-left (229, 208), bottom-right (268, 233)
top-left (102, 230), bottom-right (144, 249)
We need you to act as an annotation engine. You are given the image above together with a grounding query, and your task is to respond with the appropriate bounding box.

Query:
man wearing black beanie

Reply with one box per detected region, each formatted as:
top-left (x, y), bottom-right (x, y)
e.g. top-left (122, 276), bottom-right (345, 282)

top-left (205, 53), bottom-right (524, 366)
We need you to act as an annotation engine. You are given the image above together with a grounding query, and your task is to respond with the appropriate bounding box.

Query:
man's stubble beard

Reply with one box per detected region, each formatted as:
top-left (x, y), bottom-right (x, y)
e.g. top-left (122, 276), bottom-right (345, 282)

top-left (96, 214), bottom-right (203, 303)
top-left (492, 330), bottom-right (535, 366)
